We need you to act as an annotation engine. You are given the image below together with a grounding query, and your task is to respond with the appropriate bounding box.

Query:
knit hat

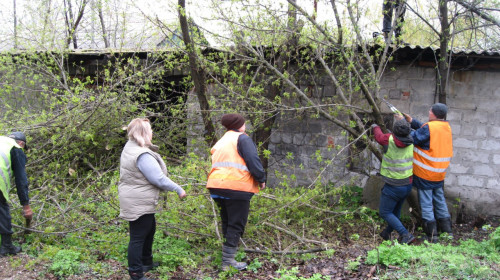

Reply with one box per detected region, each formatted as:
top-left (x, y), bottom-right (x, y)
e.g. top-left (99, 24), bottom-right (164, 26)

top-left (392, 119), bottom-right (413, 145)
top-left (393, 119), bottom-right (411, 137)
top-left (431, 103), bottom-right (448, 119)
top-left (8, 131), bottom-right (28, 149)
top-left (221, 114), bottom-right (245, 130)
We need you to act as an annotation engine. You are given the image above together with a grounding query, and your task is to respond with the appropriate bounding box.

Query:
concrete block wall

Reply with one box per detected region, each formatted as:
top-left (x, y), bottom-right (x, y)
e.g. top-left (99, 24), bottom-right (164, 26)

top-left (383, 66), bottom-right (500, 218)
top-left (188, 66), bottom-right (500, 218)
top-left (266, 112), bottom-right (351, 188)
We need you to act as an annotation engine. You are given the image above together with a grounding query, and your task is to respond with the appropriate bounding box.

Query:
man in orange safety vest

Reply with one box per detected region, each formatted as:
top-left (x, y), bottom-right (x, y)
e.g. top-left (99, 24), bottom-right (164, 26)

top-left (402, 103), bottom-right (453, 243)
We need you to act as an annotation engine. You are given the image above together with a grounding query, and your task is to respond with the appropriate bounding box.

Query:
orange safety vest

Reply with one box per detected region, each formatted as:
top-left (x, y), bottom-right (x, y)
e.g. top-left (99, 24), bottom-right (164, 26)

top-left (413, 121), bottom-right (453, 181)
top-left (206, 130), bottom-right (259, 193)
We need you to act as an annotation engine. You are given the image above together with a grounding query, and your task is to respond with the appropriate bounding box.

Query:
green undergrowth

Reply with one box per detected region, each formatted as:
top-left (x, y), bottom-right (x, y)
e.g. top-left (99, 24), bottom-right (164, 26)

top-left (366, 226), bottom-right (500, 279)
top-left (8, 153), bottom-right (382, 278)
top-left (8, 153), bottom-right (498, 279)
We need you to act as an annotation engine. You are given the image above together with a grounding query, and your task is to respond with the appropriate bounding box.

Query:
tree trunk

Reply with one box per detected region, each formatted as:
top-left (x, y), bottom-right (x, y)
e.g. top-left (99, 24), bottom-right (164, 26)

top-left (64, 0), bottom-right (88, 49)
top-left (13, 0), bottom-right (17, 49)
top-left (438, 0), bottom-right (450, 104)
top-left (97, 0), bottom-right (110, 48)
top-left (178, 0), bottom-right (216, 147)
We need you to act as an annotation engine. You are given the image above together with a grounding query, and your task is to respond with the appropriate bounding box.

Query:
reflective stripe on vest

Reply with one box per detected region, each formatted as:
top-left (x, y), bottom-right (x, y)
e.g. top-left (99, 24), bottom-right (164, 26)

top-left (206, 130), bottom-right (259, 193)
top-left (380, 135), bottom-right (413, 179)
top-left (413, 121), bottom-right (453, 181)
top-left (0, 136), bottom-right (20, 202)
top-left (212, 161), bottom-right (249, 172)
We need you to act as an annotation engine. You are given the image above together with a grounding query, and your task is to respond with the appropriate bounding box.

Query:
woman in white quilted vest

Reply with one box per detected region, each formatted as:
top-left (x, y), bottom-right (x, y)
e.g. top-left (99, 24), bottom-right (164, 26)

top-left (118, 118), bottom-right (186, 280)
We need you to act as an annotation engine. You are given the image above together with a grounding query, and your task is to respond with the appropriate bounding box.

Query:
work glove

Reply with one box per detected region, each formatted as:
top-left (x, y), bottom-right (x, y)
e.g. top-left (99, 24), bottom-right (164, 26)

top-left (23, 205), bottom-right (33, 220)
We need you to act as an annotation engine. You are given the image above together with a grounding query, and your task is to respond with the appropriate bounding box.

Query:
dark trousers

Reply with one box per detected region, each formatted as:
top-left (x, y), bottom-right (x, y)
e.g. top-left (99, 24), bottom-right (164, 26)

top-left (128, 214), bottom-right (156, 274)
top-left (0, 194), bottom-right (13, 235)
top-left (382, 0), bottom-right (406, 35)
top-left (214, 198), bottom-right (250, 247)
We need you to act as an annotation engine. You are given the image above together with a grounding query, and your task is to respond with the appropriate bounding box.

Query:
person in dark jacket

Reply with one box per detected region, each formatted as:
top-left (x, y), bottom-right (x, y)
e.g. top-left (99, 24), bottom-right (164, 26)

top-left (382, 0), bottom-right (406, 44)
top-left (206, 114), bottom-right (266, 271)
top-left (372, 119), bottom-right (415, 244)
top-left (0, 132), bottom-right (33, 257)
top-left (118, 118), bottom-right (186, 280)
top-left (403, 103), bottom-right (453, 243)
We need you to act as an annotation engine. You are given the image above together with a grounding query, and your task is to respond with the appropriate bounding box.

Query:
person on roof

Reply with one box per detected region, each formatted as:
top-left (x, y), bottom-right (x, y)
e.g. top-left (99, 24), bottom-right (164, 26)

top-left (382, 0), bottom-right (406, 44)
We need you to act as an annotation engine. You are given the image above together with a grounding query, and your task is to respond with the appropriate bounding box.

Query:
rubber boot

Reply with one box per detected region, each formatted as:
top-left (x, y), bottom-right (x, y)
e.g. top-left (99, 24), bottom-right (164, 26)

top-left (129, 271), bottom-right (154, 280)
top-left (221, 245), bottom-right (247, 271)
top-left (400, 233), bottom-right (415, 244)
top-left (437, 217), bottom-right (453, 237)
top-left (142, 254), bottom-right (159, 272)
top-left (379, 227), bottom-right (392, 241)
top-left (423, 220), bottom-right (438, 243)
top-left (142, 262), bottom-right (159, 273)
top-left (0, 234), bottom-right (21, 257)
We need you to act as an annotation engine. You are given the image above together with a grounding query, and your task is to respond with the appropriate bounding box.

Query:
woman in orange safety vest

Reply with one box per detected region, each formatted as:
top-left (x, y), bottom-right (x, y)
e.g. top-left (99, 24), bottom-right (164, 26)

top-left (206, 114), bottom-right (266, 271)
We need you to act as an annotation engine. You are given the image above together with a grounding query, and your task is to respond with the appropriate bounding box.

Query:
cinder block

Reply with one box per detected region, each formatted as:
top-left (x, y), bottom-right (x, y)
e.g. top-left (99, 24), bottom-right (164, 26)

top-left (380, 79), bottom-right (396, 89)
top-left (472, 165), bottom-right (495, 176)
top-left (389, 89), bottom-right (400, 99)
top-left (492, 154), bottom-right (500, 165)
top-left (467, 111), bottom-right (489, 124)
top-left (454, 138), bottom-right (478, 149)
top-left (293, 133), bottom-right (305, 144)
top-left (490, 127), bottom-right (500, 139)
top-left (494, 87), bottom-right (500, 98)
top-left (480, 139), bottom-right (500, 151)
top-left (449, 122), bottom-right (461, 135)
top-left (448, 98), bottom-right (477, 110)
top-left (405, 67), bottom-right (423, 79)
top-left (409, 80), bottom-right (435, 94)
top-left (458, 149), bottom-right (490, 164)
top-left (457, 175), bottom-right (485, 187)
top-left (486, 178), bottom-right (500, 189)
top-left (397, 79), bottom-right (410, 90)
top-left (449, 164), bottom-right (469, 174)
top-left (475, 125), bottom-right (487, 137)
top-left (281, 133), bottom-right (293, 144)
top-left (447, 110), bottom-right (462, 122)
top-left (462, 126), bottom-right (474, 136)
top-left (422, 68), bottom-right (435, 80)
top-left (270, 132), bottom-right (281, 144)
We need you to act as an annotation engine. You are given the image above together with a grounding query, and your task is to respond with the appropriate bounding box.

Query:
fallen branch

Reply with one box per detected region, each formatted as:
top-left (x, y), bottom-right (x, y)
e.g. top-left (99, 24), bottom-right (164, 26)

top-left (243, 247), bottom-right (327, 255)
top-left (12, 223), bottom-right (88, 235)
top-left (262, 221), bottom-right (327, 245)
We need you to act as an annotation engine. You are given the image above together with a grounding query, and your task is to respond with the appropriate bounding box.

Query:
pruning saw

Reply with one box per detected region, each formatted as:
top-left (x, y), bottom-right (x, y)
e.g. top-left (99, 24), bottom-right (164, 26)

top-left (382, 98), bottom-right (403, 116)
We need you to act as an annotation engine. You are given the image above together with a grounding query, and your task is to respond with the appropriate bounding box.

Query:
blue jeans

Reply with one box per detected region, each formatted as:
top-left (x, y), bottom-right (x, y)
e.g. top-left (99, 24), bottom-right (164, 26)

top-left (379, 183), bottom-right (412, 236)
top-left (418, 187), bottom-right (450, 222)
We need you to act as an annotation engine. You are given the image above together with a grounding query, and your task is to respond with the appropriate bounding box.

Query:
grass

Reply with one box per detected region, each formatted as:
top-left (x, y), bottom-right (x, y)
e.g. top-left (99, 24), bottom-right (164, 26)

top-left (366, 227), bottom-right (500, 279)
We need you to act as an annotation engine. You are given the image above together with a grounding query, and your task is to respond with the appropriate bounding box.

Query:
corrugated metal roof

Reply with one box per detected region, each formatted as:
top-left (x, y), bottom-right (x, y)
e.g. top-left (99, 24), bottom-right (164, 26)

top-left (398, 45), bottom-right (500, 57)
